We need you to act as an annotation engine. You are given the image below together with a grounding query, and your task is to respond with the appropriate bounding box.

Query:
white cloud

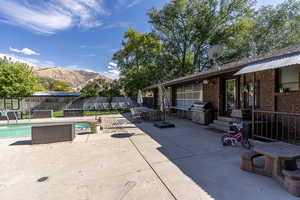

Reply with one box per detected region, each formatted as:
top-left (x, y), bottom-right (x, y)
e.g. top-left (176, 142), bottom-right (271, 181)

top-left (109, 62), bottom-right (117, 67)
top-left (9, 47), bottom-right (40, 55)
top-left (116, 0), bottom-right (144, 9)
top-left (104, 69), bottom-right (120, 80)
top-left (104, 61), bottom-right (119, 79)
top-left (0, 0), bottom-right (109, 34)
top-left (0, 53), bottom-right (55, 67)
top-left (127, 0), bottom-right (144, 8)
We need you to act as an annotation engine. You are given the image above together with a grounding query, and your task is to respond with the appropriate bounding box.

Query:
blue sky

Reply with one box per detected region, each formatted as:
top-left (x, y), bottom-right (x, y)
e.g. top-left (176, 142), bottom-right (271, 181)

top-left (0, 0), bottom-right (283, 79)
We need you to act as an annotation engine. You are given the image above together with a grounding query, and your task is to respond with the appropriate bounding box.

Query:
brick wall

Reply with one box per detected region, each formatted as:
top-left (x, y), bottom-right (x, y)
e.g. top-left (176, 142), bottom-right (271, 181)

top-left (276, 93), bottom-right (300, 113)
top-left (203, 77), bottom-right (220, 117)
top-left (242, 65), bottom-right (300, 113)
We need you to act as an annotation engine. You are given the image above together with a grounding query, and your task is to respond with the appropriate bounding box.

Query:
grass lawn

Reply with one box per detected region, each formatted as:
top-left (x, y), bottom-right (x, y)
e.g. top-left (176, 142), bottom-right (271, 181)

top-left (84, 109), bottom-right (129, 116)
top-left (22, 109), bottom-right (129, 119)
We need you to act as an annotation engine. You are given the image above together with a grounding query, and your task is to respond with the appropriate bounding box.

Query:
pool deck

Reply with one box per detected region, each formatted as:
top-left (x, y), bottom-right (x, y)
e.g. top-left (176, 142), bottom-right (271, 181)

top-left (0, 116), bottom-right (97, 125)
top-left (0, 114), bottom-right (298, 200)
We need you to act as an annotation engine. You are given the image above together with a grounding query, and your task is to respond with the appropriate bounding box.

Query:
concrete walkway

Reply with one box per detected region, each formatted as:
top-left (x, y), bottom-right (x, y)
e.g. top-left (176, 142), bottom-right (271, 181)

top-left (0, 114), bottom-right (298, 200)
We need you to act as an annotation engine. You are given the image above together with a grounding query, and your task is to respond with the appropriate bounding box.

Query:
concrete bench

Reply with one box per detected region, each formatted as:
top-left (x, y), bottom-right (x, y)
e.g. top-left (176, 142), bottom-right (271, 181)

top-left (241, 151), bottom-right (267, 175)
top-left (63, 109), bottom-right (84, 117)
top-left (283, 170), bottom-right (300, 196)
top-left (32, 123), bottom-right (75, 144)
top-left (32, 110), bottom-right (53, 119)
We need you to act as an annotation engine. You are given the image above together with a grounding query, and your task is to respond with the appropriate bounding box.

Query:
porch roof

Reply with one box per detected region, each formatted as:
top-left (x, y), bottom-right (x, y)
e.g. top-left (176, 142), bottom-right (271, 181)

top-left (235, 53), bottom-right (300, 75)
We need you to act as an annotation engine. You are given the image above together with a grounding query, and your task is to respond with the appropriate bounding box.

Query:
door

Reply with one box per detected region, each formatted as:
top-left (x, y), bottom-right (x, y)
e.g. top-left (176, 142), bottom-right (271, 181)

top-left (225, 79), bottom-right (237, 115)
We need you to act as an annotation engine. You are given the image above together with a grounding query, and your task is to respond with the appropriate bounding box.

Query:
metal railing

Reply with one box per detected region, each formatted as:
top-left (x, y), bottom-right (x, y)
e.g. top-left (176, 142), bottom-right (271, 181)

top-left (253, 110), bottom-right (300, 144)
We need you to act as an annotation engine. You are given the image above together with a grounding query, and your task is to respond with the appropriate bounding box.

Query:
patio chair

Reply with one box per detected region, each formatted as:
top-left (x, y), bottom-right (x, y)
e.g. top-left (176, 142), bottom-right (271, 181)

top-left (130, 108), bottom-right (142, 123)
top-left (149, 110), bottom-right (161, 121)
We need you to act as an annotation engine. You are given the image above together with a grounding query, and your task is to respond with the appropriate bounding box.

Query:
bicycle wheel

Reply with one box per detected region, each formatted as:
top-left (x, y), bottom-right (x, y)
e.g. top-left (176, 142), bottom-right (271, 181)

top-left (221, 135), bottom-right (231, 146)
top-left (242, 140), bottom-right (251, 149)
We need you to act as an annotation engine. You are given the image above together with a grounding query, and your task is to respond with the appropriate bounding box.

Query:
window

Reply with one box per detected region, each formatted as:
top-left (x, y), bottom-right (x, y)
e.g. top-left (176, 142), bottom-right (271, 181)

top-left (279, 66), bottom-right (299, 92)
top-left (176, 83), bottom-right (203, 108)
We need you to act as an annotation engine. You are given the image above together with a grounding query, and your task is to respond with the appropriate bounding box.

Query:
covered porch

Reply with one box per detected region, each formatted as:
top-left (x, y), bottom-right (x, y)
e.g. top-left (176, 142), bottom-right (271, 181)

top-left (235, 53), bottom-right (300, 143)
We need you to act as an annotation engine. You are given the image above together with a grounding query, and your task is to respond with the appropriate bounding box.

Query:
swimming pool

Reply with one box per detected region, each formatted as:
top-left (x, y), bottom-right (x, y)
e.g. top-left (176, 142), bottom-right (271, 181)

top-left (0, 122), bottom-right (91, 138)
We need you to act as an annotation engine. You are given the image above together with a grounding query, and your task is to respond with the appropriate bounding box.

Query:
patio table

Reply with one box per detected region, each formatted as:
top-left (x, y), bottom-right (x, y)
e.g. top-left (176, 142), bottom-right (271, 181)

top-left (134, 107), bottom-right (154, 112)
top-left (254, 142), bottom-right (300, 184)
top-left (133, 107), bottom-right (160, 121)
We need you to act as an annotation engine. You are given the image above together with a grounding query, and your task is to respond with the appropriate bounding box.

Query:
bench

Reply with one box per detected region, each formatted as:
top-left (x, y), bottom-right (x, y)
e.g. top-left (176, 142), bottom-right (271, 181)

top-left (241, 151), bottom-right (266, 175)
top-left (32, 124), bottom-right (75, 144)
top-left (63, 109), bottom-right (84, 117)
top-left (32, 110), bottom-right (53, 119)
top-left (283, 170), bottom-right (300, 196)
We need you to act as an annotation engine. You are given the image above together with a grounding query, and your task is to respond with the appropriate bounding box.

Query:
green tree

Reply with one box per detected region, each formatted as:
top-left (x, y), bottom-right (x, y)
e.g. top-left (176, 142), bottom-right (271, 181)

top-left (113, 28), bottom-right (162, 96)
top-left (100, 80), bottom-right (123, 103)
top-left (39, 77), bottom-right (60, 91)
top-left (112, 0), bottom-right (300, 93)
top-left (251, 0), bottom-right (300, 56)
top-left (53, 80), bottom-right (73, 92)
top-left (80, 79), bottom-right (108, 97)
top-left (0, 59), bottom-right (44, 97)
top-left (225, 0), bottom-right (300, 60)
top-left (148, 0), bottom-right (255, 72)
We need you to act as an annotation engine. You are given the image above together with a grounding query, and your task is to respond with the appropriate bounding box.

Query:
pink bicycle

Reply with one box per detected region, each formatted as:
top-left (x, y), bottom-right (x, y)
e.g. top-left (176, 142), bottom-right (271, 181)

top-left (221, 122), bottom-right (251, 149)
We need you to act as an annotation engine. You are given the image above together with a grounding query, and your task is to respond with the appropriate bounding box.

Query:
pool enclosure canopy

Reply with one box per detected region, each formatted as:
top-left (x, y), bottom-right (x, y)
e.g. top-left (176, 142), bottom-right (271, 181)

top-left (235, 53), bottom-right (300, 75)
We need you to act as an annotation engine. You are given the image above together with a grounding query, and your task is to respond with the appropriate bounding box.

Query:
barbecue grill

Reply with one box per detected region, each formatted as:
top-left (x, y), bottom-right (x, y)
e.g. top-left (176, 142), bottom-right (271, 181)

top-left (191, 101), bottom-right (213, 125)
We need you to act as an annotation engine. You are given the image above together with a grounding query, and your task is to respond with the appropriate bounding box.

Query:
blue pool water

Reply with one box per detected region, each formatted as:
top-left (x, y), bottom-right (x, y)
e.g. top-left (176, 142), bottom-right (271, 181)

top-left (0, 122), bottom-right (91, 138)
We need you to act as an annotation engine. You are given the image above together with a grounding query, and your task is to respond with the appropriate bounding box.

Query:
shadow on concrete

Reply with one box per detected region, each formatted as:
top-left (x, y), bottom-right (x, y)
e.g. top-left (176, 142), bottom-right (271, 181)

top-left (121, 113), bottom-right (296, 200)
top-left (111, 133), bottom-right (133, 138)
top-left (9, 140), bottom-right (32, 146)
top-left (77, 132), bottom-right (95, 135)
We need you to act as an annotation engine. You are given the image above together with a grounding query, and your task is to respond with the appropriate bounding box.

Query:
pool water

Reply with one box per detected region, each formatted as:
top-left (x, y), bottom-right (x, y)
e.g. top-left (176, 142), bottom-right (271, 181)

top-left (0, 122), bottom-right (91, 138)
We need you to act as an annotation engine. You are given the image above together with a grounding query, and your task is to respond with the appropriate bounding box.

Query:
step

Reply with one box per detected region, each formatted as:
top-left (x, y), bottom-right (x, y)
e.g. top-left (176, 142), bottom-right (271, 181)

top-left (218, 116), bottom-right (235, 122)
top-left (213, 120), bottom-right (231, 127)
top-left (209, 123), bottom-right (229, 132)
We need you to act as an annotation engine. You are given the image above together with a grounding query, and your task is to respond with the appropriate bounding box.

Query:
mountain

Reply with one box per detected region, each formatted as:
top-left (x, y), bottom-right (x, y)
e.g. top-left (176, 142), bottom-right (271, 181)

top-left (33, 66), bottom-right (112, 90)
top-left (0, 54), bottom-right (112, 90)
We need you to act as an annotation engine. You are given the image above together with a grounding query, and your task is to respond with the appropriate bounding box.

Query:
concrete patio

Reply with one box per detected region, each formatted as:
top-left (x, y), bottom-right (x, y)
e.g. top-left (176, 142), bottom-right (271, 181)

top-left (0, 114), bottom-right (298, 200)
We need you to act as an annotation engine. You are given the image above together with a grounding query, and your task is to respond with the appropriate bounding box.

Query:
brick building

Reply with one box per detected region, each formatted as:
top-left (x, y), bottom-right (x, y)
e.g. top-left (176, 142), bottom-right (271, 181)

top-left (144, 44), bottom-right (300, 143)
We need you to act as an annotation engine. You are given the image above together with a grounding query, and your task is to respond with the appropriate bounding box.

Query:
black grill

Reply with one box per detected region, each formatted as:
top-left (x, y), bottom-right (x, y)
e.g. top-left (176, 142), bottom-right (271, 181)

top-left (191, 101), bottom-right (214, 125)
top-left (191, 101), bottom-right (213, 111)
